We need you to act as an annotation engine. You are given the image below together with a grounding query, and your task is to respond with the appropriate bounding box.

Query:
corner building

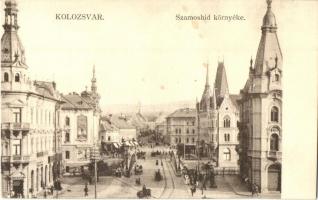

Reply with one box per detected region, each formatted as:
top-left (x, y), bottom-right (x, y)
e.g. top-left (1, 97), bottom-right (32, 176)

top-left (238, 0), bottom-right (282, 192)
top-left (1, 0), bottom-right (63, 197)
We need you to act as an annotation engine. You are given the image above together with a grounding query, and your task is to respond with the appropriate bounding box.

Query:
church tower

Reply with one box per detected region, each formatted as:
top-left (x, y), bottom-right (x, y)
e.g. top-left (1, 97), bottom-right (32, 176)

top-left (238, 0), bottom-right (282, 193)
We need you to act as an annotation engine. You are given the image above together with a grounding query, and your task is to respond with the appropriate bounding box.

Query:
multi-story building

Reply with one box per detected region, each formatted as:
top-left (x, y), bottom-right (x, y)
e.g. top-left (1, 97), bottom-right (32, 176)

top-left (237, 0), bottom-right (282, 193)
top-left (196, 62), bottom-right (240, 170)
top-left (60, 67), bottom-right (100, 175)
top-left (1, 0), bottom-right (62, 197)
top-left (166, 108), bottom-right (197, 155)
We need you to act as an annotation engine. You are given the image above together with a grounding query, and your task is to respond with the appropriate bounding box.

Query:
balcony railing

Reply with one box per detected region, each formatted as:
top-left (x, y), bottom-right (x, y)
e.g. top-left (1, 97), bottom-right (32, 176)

top-left (2, 155), bottom-right (31, 163)
top-left (267, 150), bottom-right (282, 159)
top-left (1, 156), bottom-right (10, 162)
top-left (1, 123), bottom-right (30, 130)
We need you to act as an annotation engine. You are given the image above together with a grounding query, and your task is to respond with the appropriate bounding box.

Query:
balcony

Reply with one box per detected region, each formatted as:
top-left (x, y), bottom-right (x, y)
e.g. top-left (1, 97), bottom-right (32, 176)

top-left (1, 156), bottom-right (10, 163)
top-left (1, 123), bottom-right (30, 131)
top-left (11, 155), bottom-right (30, 163)
top-left (267, 150), bottom-right (282, 160)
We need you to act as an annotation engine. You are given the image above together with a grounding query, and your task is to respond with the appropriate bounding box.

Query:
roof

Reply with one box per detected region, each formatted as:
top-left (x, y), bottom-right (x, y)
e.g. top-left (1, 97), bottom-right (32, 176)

top-left (110, 116), bottom-right (136, 129)
top-left (230, 94), bottom-right (240, 109)
top-left (254, 1), bottom-right (282, 76)
top-left (100, 118), bottom-right (119, 132)
top-left (167, 108), bottom-right (196, 118)
top-left (214, 62), bottom-right (229, 98)
top-left (216, 94), bottom-right (240, 109)
top-left (34, 81), bottom-right (59, 100)
top-left (61, 93), bottom-right (93, 110)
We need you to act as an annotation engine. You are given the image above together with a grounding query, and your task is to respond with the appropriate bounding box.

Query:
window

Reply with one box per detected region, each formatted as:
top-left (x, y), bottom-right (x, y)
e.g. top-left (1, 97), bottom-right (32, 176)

top-left (14, 73), bottom-right (20, 82)
top-left (65, 151), bottom-right (70, 159)
top-left (224, 134), bottom-right (230, 142)
top-left (179, 129), bottom-right (182, 134)
top-left (192, 121), bottom-right (195, 126)
top-left (12, 140), bottom-right (21, 155)
top-left (223, 117), bottom-right (231, 127)
top-left (13, 108), bottom-right (21, 123)
top-left (275, 74), bottom-right (279, 81)
top-left (192, 129), bottom-right (195, 134)
top-left (271, 106), bottom-right (279, 122)
top-left (175, 129), bottom-right (178, 134)
top-left (108, 136), bottom-right (111, 141)
top-left (175, 137), bottom-right (178, 143)
top-left (186, 128), bottom-right (189, 134)
top-left (192, 138), bottom-right (195, 143)
top-left (186, 138), bottom-right (189, 143)
top-left (65, 116), bottom-right (70, 126)
top-left (65, 132), bottom-right (70, 143)
top-left (4, 72), bottom-right (9, 82)
top-left (66, 166), bottom-right (70, 173)
top-left (270, 134), bottom-right (279, 151)
top-left (223, 148), bottom-right (231, 161)
top-left (179, 137), bottom-right (181, 143)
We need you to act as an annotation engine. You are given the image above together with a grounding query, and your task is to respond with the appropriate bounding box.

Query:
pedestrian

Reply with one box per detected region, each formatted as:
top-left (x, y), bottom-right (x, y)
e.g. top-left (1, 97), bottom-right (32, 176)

top-left (190, 185), bottom-right (195, 197)
top-left (84, 183), bottom-right (89, 197)
top-left (43, 189), bottom-right (47, 199)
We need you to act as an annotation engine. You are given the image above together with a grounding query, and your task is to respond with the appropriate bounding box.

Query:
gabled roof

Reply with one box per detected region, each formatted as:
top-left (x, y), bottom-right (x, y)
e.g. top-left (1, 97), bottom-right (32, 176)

top-left (214, 62), bottom-right (229, 98)
top-left (34, 81), bottom-right (58, 100)
top-left (167, 108), bottom-right (196, 118)
top-left (61, 93), bottom-right (93, 110)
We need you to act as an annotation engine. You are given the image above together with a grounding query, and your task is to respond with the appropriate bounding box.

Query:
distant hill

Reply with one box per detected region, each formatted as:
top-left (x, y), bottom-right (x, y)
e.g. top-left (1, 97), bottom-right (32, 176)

top-left (103, 100), bottom-right (195, 115)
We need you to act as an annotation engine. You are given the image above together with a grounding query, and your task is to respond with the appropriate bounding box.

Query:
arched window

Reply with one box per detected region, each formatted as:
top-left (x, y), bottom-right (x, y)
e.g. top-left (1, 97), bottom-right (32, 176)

top-left (65, 116), bottom-right (70, 126)
top-left (271, 106), bottom-right (279, 122)
top-left (14, 73), bottom-right (20, 82)
top-left (4, 72), bottom-right (9, 82)
top-left (223, 148), bottom-right (231, 161)
top-left (223, 117), bottom-right (231, 128)
top-left (270, 134), bottom-right (279, 151)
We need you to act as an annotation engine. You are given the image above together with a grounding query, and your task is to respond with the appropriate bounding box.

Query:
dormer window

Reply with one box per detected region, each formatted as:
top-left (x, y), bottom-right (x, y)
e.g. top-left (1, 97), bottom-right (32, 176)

top-left (15, 73), bottom-right (20, 82)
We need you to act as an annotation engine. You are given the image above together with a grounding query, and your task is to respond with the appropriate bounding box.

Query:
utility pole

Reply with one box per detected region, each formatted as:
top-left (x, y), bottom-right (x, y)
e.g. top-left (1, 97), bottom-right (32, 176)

top-left (94, 144), bottom-right (97, 199)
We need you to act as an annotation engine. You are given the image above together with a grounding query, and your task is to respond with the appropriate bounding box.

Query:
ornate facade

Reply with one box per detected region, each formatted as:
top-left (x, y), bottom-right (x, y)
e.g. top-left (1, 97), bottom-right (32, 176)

top-left (60, 67), bottom-right (101, 175)
top-left (1, 0), bottom-right (63, 197)
top-left (238, 0), bottom-right (282, 192)
top-left (196, 62), bottom-right (240, 170)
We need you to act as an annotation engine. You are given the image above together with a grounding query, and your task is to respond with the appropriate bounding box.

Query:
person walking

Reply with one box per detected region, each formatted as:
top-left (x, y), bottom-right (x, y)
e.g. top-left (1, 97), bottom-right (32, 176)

top-left (84, 183), bottom-right (89, 197)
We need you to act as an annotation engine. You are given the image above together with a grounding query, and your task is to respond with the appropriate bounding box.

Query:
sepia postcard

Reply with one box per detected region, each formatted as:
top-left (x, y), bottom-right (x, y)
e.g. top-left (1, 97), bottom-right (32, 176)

top-left (0, 0), bottom-right (317, 199)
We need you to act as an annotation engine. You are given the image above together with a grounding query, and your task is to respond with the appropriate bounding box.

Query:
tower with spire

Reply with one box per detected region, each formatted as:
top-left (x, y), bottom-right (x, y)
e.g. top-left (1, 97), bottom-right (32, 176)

top-left (81, 65), bottom-right (101, 113)
top-left (238, 0), bottom-right (282, 193)
top-left (1, 1), bottom-right (64, 197)
top-left (196, 61), bottom-right (239, 170)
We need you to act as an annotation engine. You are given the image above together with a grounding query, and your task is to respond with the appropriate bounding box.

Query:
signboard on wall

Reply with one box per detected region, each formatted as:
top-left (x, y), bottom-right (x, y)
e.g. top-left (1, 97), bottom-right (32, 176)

top-left (77, 115), bottom-right (87, 140)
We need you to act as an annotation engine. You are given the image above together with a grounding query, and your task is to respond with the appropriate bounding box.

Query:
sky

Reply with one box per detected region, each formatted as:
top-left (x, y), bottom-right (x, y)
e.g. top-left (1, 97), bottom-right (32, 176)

top-left (1, 0), bottom-right (317, 109)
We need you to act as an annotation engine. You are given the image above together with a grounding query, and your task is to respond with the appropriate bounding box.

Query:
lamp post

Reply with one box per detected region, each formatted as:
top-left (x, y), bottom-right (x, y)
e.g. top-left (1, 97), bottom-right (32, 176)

top-left (90, 144), bottom-right (99, 199)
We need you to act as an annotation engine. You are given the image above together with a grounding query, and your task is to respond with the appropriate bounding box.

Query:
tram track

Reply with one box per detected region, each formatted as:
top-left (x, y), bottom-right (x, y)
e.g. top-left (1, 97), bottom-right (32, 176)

top-left (158, 158), bottom-right (175, 198)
